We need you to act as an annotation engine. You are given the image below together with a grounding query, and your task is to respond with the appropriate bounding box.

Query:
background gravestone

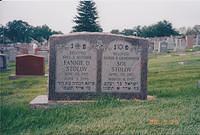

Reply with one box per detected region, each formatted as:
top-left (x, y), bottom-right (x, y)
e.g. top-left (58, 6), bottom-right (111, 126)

top-left (8, 47), bottom-right (17, 62)
top-left (0, 47), bottom-right (17, 62)
top-left (16, 54), bottom-right (45, 75)
top-left (158, 41), bottom-right (168, 53)
top-left (0, 54), bottom-right (7, 71)
top-left (35, 50), bottom-right (49, 63)
top-left (48, 33), bottom-right (148, 100)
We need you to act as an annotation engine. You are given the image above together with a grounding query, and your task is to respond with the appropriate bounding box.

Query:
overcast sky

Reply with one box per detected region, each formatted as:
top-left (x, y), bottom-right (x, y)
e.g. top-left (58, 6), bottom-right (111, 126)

top-left (0, 0), bottom-right (200, 33)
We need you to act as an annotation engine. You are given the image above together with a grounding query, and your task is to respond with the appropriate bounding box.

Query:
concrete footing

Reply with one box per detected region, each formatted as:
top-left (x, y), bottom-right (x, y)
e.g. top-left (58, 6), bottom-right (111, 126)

top-left (30, 95), bottom-right (156, 109)
top-left (9, 74), bottom-right (48, 80)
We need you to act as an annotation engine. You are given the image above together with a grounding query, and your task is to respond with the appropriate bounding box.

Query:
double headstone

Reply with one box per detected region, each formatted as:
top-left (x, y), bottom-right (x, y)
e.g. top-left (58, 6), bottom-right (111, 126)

top-left (48, 33), bottom-right (148, 100)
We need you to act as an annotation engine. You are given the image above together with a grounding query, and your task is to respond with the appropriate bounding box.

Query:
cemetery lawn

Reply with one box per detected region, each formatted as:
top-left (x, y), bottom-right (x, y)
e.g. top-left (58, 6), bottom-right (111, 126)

top-left (1, 52), bottom-right (200, 135)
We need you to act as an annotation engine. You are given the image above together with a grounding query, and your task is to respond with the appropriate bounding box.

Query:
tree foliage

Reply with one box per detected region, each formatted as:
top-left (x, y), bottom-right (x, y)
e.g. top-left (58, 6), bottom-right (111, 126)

top-left (72, 0), bottom-right (102, 32)
top-left (0, 20), bottom-right (62, 44)
top-left (31, 25), bottom-right (62, 43)
top-left (110, 20), bottom-right (179, 37)
top-left (110, 29), bottom-right (120, 34)
top-left (140, 20), bottom-right (179, 37)
top-left (120, 29), bottom-right (135, 36)
top-left (185, 25), bottom-right (200, 35)
top-left (4, 20), bottom-right (32, 43)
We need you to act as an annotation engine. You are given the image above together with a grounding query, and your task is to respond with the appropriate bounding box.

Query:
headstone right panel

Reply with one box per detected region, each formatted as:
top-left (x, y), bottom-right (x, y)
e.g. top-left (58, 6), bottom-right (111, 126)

top-left (101, 40), bottom-right (141, 93)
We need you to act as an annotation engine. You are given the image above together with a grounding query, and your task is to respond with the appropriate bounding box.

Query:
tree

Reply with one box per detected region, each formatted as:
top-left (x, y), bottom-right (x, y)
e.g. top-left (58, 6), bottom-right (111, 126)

top-left (0, 20), bottom-right (63, 44)
top-left (112, 20), bottom-right (179, 37)
top-left (0, 25), bottom-right (6, 43)
top-left (110, 20), bottom-right (179, 37)
top-left (120, 29), bottom-right (135, 36)
top-left (186, 25), bottom-right (200, 35)
top-left (139, 20), bottom-right (179, 37)
top-left (72, 0), bottom-right (103, 32)
top-left (193, 25), bottom-right (200, 34)
top-left (5, 20), bottom-right (33, 43)
top-left (0, 25), bottom-right (13, 44)
top-left (32, 25), bottom-right (63, 42)
top-left (31, 25), bottom-right (62, 42)
top-left (110, 29), bottom-right (120, 34)
top-left (178, 27), bottom-right (187, 35)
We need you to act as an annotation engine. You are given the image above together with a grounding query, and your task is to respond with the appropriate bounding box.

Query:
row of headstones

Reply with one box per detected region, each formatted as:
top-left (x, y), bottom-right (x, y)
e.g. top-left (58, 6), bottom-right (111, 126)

top-left (149, 40), bottom-right (187, 53)
top-left (0, 45), bottom-right (49, 62)
top-left (0, 45), bottom-right (49, 72)
top-left (149, 34), bottom-right (200, 54)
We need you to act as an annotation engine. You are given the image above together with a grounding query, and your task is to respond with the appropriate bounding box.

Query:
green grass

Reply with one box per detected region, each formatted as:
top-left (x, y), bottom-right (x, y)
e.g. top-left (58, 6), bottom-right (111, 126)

top-left (1, 52), bottom-right (200, 135)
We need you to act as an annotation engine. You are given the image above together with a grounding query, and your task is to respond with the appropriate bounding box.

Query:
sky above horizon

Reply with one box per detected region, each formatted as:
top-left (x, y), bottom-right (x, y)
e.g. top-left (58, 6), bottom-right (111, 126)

top-left (0, 0), bottom-right (200, 33)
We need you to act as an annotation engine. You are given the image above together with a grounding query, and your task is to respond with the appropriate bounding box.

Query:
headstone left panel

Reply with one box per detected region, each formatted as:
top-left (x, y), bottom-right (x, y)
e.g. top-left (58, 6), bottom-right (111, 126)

top-left (55, 39), bottom-right (97, 92)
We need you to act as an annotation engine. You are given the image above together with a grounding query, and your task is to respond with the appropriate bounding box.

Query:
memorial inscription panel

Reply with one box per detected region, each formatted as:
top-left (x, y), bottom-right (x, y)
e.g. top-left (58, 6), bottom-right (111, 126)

top-left (102, 40), bottom-right (141, 92)
top-left (55, 40), bottom-right (97, 92)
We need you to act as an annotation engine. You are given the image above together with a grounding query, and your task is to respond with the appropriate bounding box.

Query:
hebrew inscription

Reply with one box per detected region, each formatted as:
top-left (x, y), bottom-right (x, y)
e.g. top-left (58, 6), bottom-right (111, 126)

top-left (55, 40), bottom-right (97, 92)
top-left (101, 40), bottom-right (141, 92)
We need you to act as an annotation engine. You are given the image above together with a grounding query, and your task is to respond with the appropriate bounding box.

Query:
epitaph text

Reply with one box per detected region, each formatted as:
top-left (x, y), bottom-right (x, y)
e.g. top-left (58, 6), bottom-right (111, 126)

top-left (102, 40), bottom-right (141, 92)
top-left (55, 40), bottom-right (97, 92)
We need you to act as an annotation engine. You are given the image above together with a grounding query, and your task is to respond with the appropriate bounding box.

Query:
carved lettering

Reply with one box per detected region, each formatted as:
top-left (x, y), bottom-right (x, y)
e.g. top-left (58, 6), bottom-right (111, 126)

top-left (101, 40), bottom-right (141, 92)
top-left (55, 40), bottom-right (97, 92)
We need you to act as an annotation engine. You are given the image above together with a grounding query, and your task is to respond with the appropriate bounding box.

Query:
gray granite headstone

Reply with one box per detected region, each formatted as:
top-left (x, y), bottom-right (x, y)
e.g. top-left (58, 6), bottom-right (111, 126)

top-left (159, 41), bottom-right (168, 53)
top-left (48, 33), bottom-right (148, 100)
top-left (8, 47), bottom-right (17, 61)
top-left (0, 54), bottom-right (7, 71)
top-left (37, 50), bottom-right (49, 63)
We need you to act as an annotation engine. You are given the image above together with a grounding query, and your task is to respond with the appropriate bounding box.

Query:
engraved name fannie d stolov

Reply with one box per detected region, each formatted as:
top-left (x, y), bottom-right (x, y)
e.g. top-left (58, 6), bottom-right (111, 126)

top-left (48, 32), bottom-right (148, 100)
